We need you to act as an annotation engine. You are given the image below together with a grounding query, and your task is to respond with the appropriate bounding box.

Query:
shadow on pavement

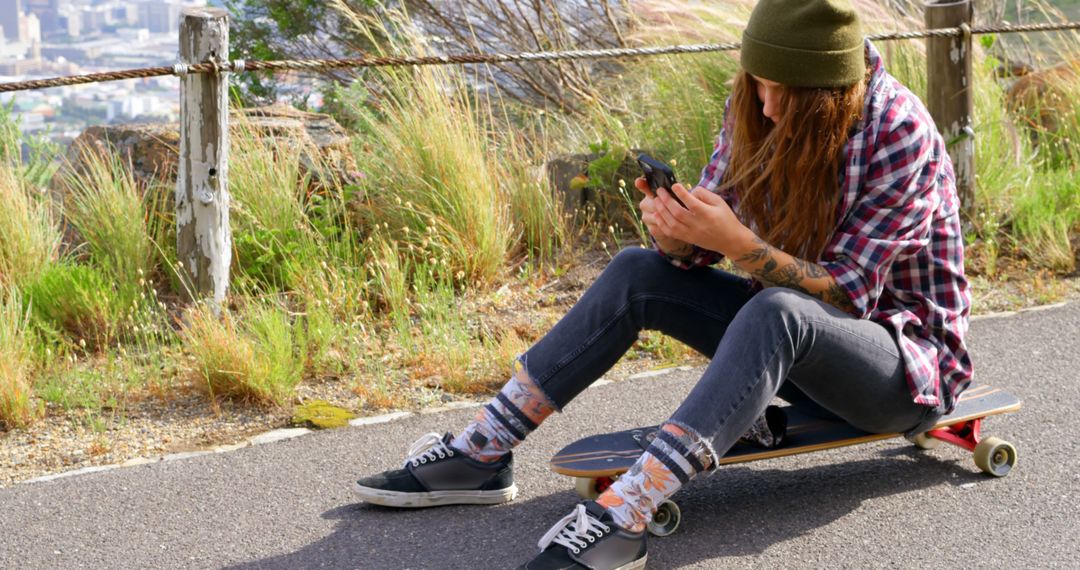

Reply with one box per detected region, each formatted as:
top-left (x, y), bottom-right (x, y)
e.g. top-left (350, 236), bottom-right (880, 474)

top-left (228, 450), bottom-right (984, 570)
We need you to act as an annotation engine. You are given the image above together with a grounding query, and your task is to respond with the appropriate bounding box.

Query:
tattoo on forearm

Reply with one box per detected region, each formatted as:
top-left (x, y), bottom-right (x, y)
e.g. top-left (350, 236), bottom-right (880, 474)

top-left (736, 237), bottom-right (774, 265)
top-left (737, 237), bottom-right (854, 313)
top-left (762, 261), bottom-right (811, 295)
top-left (739, 238), bottom-right (808, 292)
top-left (821, 282), bottom-right (857, 313)
top-left (794, 258), bottom-right (829, 279)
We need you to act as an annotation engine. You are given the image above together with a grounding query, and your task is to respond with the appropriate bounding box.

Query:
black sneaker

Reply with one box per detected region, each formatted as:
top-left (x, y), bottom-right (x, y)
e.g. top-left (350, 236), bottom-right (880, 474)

top-left (353, 432), bottom-right (517, 508)
top-left (519, 501), bottom-right (647, 570)
top-left (738, 405), bottom-right (788, 449)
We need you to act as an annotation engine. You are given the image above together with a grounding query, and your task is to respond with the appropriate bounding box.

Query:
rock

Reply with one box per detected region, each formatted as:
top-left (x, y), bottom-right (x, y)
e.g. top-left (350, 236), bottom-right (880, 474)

top-left (1006, 61), bottom-right (1080, 150)
top-left (544, 148), bottom-right (649, 228)
top-left (47, 104), bottom-right (360, 252)
top-left (290, 400), bottom-right (356, 430)
top-left (52, 104), bottom-right (357, 209)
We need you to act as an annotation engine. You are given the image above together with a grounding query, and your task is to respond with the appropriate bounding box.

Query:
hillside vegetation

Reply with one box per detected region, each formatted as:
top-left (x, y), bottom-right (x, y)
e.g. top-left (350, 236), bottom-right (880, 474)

top-left (0, 0), bottom-right (1077, 434)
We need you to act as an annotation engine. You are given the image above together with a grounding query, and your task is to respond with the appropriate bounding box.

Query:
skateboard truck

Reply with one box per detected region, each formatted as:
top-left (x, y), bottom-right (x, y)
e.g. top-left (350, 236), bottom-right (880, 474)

top-left (908, 418), bottom-right (1018, 477)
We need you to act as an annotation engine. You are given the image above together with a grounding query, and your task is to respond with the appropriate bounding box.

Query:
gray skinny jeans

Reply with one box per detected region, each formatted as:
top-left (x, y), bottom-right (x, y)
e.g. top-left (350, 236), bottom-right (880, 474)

top-left (520, 247), bottom-right (933, 463)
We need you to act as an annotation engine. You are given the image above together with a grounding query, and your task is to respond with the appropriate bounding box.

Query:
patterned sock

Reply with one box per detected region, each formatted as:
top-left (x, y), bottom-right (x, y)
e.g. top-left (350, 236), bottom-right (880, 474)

top-left (596, 423), bottom-right (715, 532)
top-left (451, 361), bottom-right (556, 462)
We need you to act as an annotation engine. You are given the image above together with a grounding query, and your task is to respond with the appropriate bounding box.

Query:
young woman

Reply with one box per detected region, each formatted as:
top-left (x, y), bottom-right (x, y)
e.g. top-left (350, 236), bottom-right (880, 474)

top-left (353, 1), bottom-right (972, 568)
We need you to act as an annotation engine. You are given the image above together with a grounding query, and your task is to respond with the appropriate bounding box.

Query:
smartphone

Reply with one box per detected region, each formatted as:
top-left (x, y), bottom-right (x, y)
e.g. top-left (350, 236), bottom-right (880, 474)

top-left (637, 153), bottom-right (686, 209)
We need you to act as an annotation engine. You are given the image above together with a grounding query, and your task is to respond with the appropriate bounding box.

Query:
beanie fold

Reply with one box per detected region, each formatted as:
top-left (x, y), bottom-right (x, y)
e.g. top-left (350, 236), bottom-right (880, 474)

top-left (741, 33), bottom-right (864, 88)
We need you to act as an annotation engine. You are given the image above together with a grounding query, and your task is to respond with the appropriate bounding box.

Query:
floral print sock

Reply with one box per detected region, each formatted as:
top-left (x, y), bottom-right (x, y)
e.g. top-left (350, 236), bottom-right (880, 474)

top-left (451, 360), bottom-right (556, 462)
top-left (596, 423), bottom-right (715, 532)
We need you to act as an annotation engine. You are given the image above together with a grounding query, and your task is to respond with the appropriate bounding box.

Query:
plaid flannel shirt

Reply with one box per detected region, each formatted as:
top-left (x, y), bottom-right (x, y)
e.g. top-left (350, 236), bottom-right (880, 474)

top-left (654, 41), bottom-right (972, 414)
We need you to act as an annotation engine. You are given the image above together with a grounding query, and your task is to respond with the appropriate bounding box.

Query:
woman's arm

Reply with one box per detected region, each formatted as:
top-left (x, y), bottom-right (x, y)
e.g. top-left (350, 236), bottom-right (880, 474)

top-left (650, 183), bottom-right (857, 314)
top-left (728, 234), bottom-right (856, 314)
top-left (637, 177), bottom-right (693, 257)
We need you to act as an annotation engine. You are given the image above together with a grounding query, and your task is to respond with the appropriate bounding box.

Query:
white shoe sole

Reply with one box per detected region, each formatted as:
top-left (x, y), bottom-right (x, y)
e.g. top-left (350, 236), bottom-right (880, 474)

top-left (353, 482), bottom-right (519, 508)
top-left (615, 555), bottom-right (647, 570)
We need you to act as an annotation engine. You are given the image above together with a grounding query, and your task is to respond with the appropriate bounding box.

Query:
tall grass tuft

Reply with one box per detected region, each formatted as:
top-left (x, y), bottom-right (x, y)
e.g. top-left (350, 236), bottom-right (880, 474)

top-left (63, 144), bottom-right (158, 285)
top-left (331, 2), bottom-right (522, 286)
top-left (0, 288), bottom-right (37, 429)
top-left (0, 163), bottom-right (60, 289)
top-left (1012, 172), bottom-right (1080, 272)
top-left (501, 124), bottom-right (568, 267)
top-left (349, 68), bottom-right (514, 285)
top-left (229, 119), bottom-right (317, 291)
top-left (182, 301), bottom-right (305, 406)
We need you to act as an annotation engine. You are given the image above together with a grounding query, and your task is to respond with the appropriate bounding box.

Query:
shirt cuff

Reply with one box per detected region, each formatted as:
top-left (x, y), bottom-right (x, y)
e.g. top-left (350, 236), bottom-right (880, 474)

top-left (820, 258), bottom-right (870, 319)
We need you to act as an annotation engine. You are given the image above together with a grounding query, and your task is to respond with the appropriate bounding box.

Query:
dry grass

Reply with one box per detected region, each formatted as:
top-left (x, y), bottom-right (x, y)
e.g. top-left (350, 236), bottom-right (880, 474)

top-left (181, 303), bottom-right (304, 406)
top-left (0, 165), bottom-right (59, 290)
top-left (0, 289), bottom-right (36, 429)
top-left (62, 145), bottom-right (157, 284)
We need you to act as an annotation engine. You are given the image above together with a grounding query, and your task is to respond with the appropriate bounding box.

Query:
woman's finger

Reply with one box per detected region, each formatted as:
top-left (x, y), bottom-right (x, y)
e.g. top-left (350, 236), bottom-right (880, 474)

top-left (664, 190), bottom-right (691, 224)
top-left (670, 183), bottom-right (700, 213)
top-left (691, 186), bottom-right (719, 204)
top-left (634, 177), bottom-right (653, 195)
top-left (655, 198), bottom-right (679, 234)
top-left (658, 190), bottom-right (685, 226)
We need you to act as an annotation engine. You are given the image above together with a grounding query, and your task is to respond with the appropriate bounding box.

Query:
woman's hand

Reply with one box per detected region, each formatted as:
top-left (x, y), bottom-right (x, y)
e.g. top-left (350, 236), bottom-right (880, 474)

top-left (651, 182), bottom-right (754, 257)
top-left (635, 177), bottom-right (691, 255)
top-left (634, 177), bottom-right (669, 240)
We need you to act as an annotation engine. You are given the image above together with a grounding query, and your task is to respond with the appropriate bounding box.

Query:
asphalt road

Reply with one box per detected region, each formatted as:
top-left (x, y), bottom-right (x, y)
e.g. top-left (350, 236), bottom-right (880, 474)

top-left (1, 303), bottom-right (1078, 569)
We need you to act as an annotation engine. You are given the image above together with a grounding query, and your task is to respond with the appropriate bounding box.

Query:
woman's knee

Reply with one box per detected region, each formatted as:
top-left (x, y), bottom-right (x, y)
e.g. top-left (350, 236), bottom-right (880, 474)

top-left (740, 287), bottom-right (818, 321)
top-left (600, 247), bottom-right (674, 289)
top-left (726, 288), bottom-right (822, 348)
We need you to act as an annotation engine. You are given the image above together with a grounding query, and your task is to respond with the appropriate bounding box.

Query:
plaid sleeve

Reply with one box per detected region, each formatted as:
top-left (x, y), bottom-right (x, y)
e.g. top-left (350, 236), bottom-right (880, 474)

top-left (820, 112), bottom-right (939, 318)
top-left (697, 97), bottom-right (737, 209)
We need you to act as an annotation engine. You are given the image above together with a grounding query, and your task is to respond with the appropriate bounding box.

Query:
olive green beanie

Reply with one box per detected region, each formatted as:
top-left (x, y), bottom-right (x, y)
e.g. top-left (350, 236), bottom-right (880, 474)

top-left (741, 0), bottom-right (865, 88)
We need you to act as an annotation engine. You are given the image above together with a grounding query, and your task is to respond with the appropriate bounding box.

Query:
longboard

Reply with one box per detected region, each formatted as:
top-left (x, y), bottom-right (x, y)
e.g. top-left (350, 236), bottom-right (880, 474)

top-left (549, 384), bottom-right (1021, 536)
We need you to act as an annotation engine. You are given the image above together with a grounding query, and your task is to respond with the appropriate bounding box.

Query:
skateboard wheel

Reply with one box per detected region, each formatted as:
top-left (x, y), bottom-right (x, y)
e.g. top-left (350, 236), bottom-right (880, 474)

top-left (647, 500), bottom-right (681, 537)
top-left (973, 436), bottom-right (1017, 477)
top-left (574, 477), bottom-right (605, 500)
top-left (908, 432), bottom-right (942, 450)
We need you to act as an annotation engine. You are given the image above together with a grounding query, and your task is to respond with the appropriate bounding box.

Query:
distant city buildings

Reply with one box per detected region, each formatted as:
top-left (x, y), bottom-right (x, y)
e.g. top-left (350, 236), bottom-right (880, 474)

top-left (0, 0), bottom-right (213, 54)
top-left (0, 0), bottom-right (24, 43)
top-left (2, 0), bottom-right (319, 151)
top-left (2, 0), bottom-right (212, 146)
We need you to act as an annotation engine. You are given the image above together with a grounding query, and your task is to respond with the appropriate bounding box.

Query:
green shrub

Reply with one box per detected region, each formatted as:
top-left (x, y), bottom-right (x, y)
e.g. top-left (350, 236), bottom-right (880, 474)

top-left (229, 121), bottom-right (316, 291)
top-left (26, 263), bottom-right (121, 351)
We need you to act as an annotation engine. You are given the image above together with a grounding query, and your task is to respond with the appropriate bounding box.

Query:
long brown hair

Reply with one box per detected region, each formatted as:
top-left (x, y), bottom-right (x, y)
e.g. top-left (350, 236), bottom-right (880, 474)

top-left (722, 70), bottom-right (867, 260)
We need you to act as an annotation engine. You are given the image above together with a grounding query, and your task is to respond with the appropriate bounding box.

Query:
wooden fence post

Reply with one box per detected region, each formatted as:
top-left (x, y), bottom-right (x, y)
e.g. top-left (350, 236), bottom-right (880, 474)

top-left (177, 7), bottom-right (231, 310)
top-left (925, 0), bottom-right (975, 213)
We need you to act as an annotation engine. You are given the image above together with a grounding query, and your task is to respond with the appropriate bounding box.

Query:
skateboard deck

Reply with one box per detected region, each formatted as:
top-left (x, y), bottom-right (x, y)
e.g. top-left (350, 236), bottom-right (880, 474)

top-left (551, 384), bottom-right (1021, 480)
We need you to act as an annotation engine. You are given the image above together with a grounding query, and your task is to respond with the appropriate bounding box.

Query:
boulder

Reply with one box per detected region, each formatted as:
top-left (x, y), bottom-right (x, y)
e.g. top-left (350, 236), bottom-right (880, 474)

top-left (545, 149), bottom-right (649, 228)
top-left (53, 104), bottom-right (357, 204)
top-left (1006, 61), bottom-right (1080, 149)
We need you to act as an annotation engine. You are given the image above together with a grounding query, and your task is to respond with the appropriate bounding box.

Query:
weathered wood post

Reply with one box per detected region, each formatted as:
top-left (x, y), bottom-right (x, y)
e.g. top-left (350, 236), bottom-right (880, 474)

top-left (177, 7), bottom-right (231, 310)
top-left (925, 0), bottom-right (975, 213)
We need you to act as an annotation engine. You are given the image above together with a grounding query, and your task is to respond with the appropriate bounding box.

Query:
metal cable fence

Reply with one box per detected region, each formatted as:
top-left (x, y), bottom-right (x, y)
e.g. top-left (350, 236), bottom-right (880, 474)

top-left (2, 20), bottom-right (1079, 94)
